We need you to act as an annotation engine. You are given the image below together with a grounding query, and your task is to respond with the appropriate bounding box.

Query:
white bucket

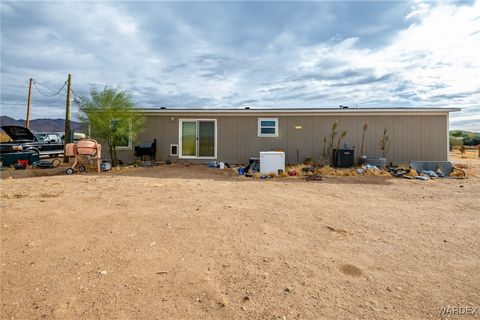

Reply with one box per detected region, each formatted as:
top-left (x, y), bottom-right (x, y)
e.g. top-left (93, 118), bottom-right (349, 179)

top-left (219, 162), bottom-right (225, 169)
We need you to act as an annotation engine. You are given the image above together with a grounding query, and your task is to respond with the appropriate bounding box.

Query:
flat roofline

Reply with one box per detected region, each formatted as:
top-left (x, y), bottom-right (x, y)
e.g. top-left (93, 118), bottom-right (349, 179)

top-left (136, 107), bottom-right (461, 114)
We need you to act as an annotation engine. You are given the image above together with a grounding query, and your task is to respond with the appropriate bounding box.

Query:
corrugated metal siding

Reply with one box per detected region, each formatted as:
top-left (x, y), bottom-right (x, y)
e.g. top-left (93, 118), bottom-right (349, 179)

top-left (420, 115), bottom-right (447, 161)
top-left (114, 114), bottom-right (448, 164)
top-left (393, 116), bottom-right (421, 164)
top-left (366, 116), bottom-right (394, 161)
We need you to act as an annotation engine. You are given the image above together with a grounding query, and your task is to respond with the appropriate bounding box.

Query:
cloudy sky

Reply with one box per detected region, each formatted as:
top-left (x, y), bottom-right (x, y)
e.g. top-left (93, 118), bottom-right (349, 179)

top-left (1, 0), bottom-right (479, 131)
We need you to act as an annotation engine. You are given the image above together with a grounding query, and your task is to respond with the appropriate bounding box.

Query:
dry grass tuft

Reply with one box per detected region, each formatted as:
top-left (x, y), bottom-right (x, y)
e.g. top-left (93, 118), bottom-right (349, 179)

top-left (316, 165), bottom-right (336, 176)
top-left (314, 165), bottom-right (391, 177)
top-left (262, 163), bottom-right (396, 179)
top-left (338, 168), bottom-right (358, 176)
top-left (405, 169), bottom-right (418, 177)
top-left (363, 168), bottom-right (391, 177)
top-left (452, 164), bottom-right (478, 177)
top-left (231, 168), bottom-right (240, 177)
top-left (450, 170), bottom-right (466, 178)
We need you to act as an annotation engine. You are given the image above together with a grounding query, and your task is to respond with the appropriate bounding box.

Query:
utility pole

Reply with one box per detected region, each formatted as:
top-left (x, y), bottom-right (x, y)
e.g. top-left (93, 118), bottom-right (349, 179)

top-left (25, 78), bottom-right (33, 128)
top-left (63, 74), bottom-right (72, 163)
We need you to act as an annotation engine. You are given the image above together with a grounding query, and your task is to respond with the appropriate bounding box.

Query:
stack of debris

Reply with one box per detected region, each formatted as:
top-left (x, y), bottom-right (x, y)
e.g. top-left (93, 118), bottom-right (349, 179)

top-left (390, 161), bottom-right (465, 180)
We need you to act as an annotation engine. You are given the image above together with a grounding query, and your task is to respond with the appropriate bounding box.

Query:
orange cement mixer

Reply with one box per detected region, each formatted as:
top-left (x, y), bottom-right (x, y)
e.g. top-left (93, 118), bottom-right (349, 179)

top-left (65, 139), bottom-right (102, 174)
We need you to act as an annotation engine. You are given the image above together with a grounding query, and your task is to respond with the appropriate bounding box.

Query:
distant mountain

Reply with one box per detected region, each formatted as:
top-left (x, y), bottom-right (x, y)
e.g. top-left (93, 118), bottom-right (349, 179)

top-left (449, 130), bottom-right (480, 146)
top-left (450, 130), bottom-right (480, 136)
top-left (0, 116), bottom-right (83, 132)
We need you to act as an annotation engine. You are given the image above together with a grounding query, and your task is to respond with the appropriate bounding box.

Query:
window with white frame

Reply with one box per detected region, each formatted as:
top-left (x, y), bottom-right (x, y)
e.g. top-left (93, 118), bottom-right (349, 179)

top-left (258, 118), bottom-right (279, 137)
top-left (115, 132), bottom-right (132, 149)
top-left (111, 119), bottom-right (132, 150)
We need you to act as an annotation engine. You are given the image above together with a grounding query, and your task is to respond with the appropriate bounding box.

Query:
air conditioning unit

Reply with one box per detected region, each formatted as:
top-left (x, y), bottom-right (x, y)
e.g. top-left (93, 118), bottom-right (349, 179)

top-left (332, 148), bottom-right (355, 168)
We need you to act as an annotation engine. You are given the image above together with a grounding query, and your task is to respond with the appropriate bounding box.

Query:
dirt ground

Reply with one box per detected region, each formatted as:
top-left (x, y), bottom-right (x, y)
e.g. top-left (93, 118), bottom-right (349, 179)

top-left (1, 155), bottom-right (479, 319)
top-left (450, 148), bottom-right (480, 166)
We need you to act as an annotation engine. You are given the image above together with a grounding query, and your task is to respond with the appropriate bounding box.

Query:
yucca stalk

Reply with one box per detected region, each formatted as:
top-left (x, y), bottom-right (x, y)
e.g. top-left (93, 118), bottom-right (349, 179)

top-left (322, 136), bottom-right (327, 161)
top-left (335, 130), bottom-right (347, 151)
top-left (360, 121), bottom-right (368, 157)
top-left (326, 122), bottom-right (338, 165)
top-left (379, 128), bottom-right (391, 158)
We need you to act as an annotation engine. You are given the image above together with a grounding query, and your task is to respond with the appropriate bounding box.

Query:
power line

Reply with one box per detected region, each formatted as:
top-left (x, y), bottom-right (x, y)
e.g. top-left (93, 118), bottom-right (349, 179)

top-left (32, 79), bottom-right (67, 97)
top-left (39, 90), bottom-right (68, 105)
top-left (22, 76), bottom-right (83, 113)
top-left (35, 79), bottom-right (67, 94)
top-left (69, 88), bottom-right (78, 98)
top-left (69, 88), bottom-right (84, 105)
top-left (32, 80), bottom-right (67, 97)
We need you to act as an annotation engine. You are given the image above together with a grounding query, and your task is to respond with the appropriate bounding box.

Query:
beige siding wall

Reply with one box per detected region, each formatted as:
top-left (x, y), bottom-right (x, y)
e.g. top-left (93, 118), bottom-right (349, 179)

top-left (114, 114), bottom-right (448, 164)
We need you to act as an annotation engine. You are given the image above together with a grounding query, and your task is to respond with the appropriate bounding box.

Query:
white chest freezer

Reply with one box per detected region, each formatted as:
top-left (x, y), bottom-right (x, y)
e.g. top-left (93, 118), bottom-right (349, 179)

top-left (260, 151), bottom-right (285, 174)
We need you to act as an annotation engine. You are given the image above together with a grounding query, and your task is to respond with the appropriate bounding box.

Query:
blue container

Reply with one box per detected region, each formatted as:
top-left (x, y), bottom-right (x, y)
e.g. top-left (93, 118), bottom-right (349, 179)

top-left (238, 167), bottom-right (245, 175)
top-left (100, 161), bottom-right (111, 171)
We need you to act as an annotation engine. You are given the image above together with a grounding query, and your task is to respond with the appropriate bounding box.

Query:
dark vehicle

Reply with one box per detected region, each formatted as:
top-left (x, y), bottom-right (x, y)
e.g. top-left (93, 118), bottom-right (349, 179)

top-left (0, 126), bottom-right (64, 157)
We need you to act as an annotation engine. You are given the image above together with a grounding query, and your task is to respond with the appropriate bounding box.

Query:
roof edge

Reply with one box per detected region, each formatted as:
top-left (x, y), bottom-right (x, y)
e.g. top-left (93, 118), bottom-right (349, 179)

top-left (135, 107), bottom-right (461, 114)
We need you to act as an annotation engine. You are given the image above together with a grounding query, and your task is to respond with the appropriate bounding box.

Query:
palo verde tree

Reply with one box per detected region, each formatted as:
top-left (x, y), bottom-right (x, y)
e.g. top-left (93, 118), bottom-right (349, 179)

top-left (79, 87), bottom-right (144, 166)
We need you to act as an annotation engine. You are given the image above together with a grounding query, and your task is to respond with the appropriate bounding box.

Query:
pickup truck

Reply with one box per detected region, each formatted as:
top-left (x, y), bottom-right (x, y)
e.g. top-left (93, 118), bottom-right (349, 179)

top-left (0, 125), bottom-right (64, 157)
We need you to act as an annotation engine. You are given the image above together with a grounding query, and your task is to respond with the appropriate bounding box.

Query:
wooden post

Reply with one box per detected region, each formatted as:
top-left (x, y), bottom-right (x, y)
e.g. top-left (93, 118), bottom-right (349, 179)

top-left (26, 78), bottom-right (32, 128)
top-left (63, 74), bottom-right (72, 163)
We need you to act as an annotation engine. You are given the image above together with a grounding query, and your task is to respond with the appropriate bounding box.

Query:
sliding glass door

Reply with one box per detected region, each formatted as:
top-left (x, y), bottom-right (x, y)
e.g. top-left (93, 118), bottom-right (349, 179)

top-left (181, 121), bottom-right (197, 157)
top-left (179, 119), bottom-right (216, 159)
top-left (198, 121), bottom-right (215, 157)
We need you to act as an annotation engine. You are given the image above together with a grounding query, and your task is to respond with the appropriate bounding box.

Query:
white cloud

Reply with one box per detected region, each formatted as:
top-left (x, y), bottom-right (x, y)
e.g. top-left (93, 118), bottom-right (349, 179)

top-left (405, 2), bottom-right (431, 20)
top-left (258, 0), bottom-right (480, 127)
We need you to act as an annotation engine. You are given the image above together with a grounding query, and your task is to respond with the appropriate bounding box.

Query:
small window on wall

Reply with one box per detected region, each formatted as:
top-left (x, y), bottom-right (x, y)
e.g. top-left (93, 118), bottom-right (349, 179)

top-left (111, 119), bottom-right (132, 150)
top-left (115, 132), bottom-right (132, 149)
top-left (258, 118), bottom-right (279, 137)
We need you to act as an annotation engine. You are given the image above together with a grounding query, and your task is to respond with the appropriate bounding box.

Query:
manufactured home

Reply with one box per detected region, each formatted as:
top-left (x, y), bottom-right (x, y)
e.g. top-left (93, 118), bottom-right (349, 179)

top-left (113, 107), bottom-right (460, 165)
